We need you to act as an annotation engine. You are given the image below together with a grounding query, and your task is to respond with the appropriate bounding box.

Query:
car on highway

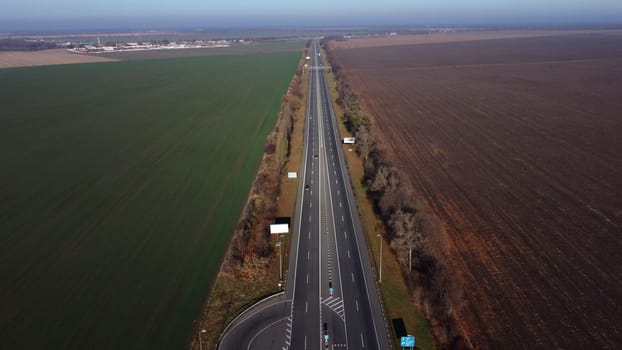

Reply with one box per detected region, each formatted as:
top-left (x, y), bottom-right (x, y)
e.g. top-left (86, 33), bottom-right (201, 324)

top-left (305, 185), bottom-right (310, 190)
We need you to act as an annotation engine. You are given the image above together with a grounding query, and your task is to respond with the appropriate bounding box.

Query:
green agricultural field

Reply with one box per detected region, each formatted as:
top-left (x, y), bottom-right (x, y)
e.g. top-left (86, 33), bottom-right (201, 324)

top-left (0, 52), bottom-right (300, 349)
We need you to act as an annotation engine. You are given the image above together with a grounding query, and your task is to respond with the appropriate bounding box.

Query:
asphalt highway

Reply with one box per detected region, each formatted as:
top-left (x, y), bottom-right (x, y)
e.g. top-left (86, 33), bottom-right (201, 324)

top-left (219, 39), bottom-right (391, 350)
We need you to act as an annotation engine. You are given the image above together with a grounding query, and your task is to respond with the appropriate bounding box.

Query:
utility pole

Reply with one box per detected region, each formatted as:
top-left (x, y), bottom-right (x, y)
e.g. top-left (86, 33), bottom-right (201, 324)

top-left (377, 234), bottom-right (383, 283)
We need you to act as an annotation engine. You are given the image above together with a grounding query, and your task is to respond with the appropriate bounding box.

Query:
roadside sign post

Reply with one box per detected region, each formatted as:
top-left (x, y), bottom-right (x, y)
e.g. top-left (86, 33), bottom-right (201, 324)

top-left (400, 335), bottom-right (415, 349)
top-left (270, 223), bottom-right (289, 286)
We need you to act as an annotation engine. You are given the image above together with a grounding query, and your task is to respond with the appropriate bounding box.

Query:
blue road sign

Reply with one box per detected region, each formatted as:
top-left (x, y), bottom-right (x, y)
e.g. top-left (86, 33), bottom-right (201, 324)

top-left (400, 335), bottom-right (415, 347)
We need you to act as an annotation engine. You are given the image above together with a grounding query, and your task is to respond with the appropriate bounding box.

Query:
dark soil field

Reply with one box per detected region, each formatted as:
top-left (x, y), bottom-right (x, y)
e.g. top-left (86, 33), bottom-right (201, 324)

top-left (328, 33), bottom-right (622, 348)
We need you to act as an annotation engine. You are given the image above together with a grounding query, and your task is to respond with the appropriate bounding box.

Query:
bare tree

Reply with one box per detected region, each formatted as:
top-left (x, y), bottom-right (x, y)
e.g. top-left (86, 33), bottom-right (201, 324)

top-left (390, 209), bottom-right (426, 272)
top-left (404, 212), bottom-right (427, 272)
top-left (387, 167), bottom-right (400, 192)
top-left (355, 125), bottom-right (375, 162)
top-left (389, 209), bottom-right (409, 266)
top-left (370, 165), bottom-right (390, 192)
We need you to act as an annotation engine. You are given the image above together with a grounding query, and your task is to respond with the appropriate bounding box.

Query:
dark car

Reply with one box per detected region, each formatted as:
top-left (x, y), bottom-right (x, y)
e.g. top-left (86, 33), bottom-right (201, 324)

top-left (305, 185), bottom-right (310, 190)
top-left (314, 154), bottom-right (318, 159)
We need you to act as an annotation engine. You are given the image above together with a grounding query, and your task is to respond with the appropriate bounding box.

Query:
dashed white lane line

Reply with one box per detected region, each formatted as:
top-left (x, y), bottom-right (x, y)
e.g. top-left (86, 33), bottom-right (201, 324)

top-left (344, 231), bottom-right (348, 239)
top-left (309, 215), bottom-right (312, 223)
top-left (307, 273), bottom-right (309, 284)
top-left (361, 333), bottom-right (365, 348)
top-left (307, 251), bottom-right (310, 260)
top-left (341, 215), bottom-right (345, 222)
top-left (306, 300), bottom-right (308, 313)
top-left (308, 231), bottom-right (311, 240)
top-left (347, 250), bottom-right (351, 259)
top-left (356, 299), bottom-right (359, 311)
top-left (351, 273), bottom-right (355, 283)
top-left (339, 201), bottom-right (342, 207)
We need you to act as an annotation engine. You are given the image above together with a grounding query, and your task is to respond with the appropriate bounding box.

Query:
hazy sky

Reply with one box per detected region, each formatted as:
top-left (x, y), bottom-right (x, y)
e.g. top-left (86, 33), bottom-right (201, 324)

top-left (2, 0), bottom-right (621, 30)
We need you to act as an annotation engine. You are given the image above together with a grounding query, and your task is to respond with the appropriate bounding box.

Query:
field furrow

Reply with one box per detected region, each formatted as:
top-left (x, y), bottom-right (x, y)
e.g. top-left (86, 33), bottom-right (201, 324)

top-left (329, 33), bottom-right (622, 348)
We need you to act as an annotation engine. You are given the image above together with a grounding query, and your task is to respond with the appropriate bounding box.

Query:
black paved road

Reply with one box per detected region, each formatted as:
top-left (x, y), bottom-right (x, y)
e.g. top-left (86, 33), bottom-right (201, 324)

top-left (219, 39), bottom-right (391, 350)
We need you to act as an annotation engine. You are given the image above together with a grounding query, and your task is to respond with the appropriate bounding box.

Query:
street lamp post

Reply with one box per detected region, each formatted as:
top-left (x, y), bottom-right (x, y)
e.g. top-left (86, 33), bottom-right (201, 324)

top-left (276, 236), bottom-right (283, 282)
top-left (377, 234), bottom-right (383, 283)
top-left (198, 329), bottom-right (206, 350)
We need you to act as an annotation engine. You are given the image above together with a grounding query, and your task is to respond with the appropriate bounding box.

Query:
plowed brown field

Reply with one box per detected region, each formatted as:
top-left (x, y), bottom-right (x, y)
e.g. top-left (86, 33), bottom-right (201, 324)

top-left (328, 33), bottom-right (622, 349)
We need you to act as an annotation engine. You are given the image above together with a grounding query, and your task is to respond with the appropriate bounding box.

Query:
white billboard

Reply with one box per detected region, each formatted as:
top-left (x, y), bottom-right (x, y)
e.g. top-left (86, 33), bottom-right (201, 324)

top-left (270, 224), bottom-right (289, 234)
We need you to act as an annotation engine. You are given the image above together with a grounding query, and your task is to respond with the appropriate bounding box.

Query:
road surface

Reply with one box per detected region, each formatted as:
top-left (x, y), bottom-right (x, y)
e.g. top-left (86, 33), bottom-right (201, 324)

top-left (219, 39), bottom-right (391, 350)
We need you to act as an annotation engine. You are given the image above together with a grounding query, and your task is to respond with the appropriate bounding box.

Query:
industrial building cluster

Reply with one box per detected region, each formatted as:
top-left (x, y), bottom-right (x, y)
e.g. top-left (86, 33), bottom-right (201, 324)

top-left (67, 39), bottom-right (246, 53)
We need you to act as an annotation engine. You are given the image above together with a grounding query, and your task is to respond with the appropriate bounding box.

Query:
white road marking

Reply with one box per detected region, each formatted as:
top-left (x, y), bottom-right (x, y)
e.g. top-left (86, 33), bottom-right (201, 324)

top-left (309, 215), bottom-right (312, 223)
top-left (351, 273), bottom-right (355, 283)
top-left (308, 231), bottom-right (311, 240)
top-left (361, 333), bottom-right (365, 348)
top-left (344, 231), bottom-right (348, 239)
top-left (356, 299), bottom-right (359, 311)
top-left (246, 316), bottom-right (290, 350)
top-left (307, 251), bottom-right (310, 260)
top-left (304, 336), bottom-right (307, 350)
top-left (307, 273), bottom-right (309, 284)
top-left (342, 215), bottom-right (345, 222)
top-left (306, 300), bottom-right (308, 313)
top-left (347, 250), bottom-right (351, 259)
top-left (339, 201), bottom-right (342, 207)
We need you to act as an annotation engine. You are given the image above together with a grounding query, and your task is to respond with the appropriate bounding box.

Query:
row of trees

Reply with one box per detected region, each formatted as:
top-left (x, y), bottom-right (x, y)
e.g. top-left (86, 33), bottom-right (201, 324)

top-left (326, 43), bottom-right (468, 348)
top-left (226, 60), bottom-right (305, 270)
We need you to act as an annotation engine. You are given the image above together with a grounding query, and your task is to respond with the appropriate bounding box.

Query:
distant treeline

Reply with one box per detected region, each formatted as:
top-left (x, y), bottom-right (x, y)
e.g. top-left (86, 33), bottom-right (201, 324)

top-left (0, 38), bottom-right (58, 51)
